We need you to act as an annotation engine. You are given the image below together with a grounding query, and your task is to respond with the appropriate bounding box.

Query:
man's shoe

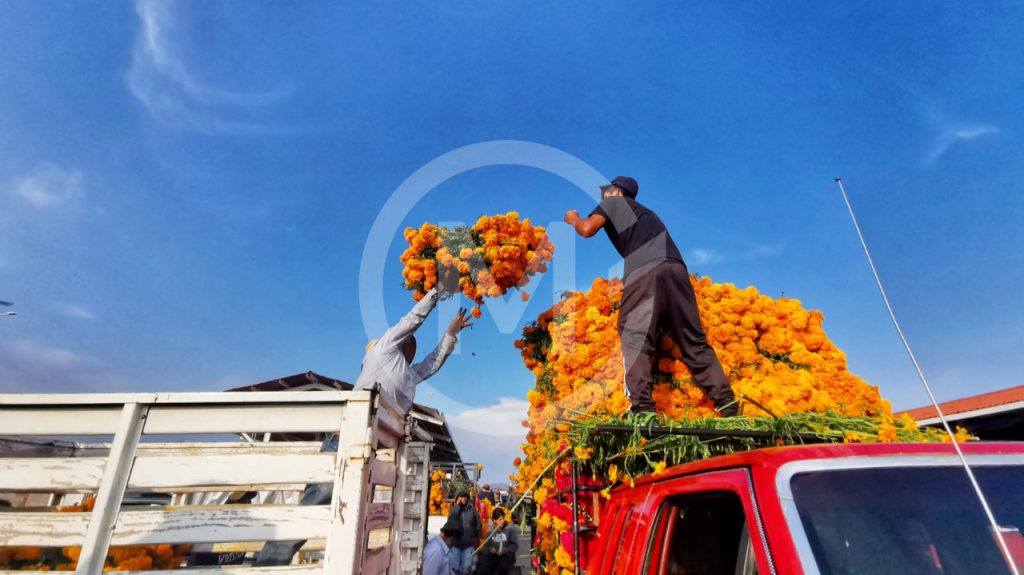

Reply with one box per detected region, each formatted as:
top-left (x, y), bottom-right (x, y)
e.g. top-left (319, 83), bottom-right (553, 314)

top-left (717, 404), bottom-right (739, 417)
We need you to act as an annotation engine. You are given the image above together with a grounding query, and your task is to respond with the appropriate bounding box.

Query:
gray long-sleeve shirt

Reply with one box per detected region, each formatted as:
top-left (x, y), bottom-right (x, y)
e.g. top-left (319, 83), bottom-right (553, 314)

top-left (354, 288), bottom-right (456, 413)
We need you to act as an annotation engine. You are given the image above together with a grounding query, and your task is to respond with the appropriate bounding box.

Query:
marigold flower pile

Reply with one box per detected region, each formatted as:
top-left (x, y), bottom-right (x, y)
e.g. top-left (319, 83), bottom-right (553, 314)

top-left (401, 213), bottom-right (554, 316)
top-left (513, 275), bottom-right (965, 574)
top-left (0, 497), bottom-right (191, 571)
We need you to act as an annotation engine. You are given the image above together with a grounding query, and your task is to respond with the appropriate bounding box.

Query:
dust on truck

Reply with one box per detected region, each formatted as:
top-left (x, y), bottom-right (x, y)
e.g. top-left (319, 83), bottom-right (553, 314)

top-left (582, 442), bottom-right (1024, 574)
top-left (0, 389), bottom-right (447, 574)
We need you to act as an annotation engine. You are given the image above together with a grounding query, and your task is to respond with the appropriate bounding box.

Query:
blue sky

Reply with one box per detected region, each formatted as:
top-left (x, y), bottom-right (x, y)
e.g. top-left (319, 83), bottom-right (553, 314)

top-left (1, 2), bottom-right (1022, 482)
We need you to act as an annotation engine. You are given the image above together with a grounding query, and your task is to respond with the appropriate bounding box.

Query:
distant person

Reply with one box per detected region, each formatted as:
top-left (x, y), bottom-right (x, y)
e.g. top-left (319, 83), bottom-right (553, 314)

top-left (565, 176), bottom-right (737, 416)
top-left (447, 491), bottom-right (482, 574)
top-left (423, 520), bottom-right (462, 575)
top-left (356, 269), bottom-right (473, 413)
top-left (476, 507), bottom-right (518, 575)
top-left (477, 484), bottom-right (496, 505)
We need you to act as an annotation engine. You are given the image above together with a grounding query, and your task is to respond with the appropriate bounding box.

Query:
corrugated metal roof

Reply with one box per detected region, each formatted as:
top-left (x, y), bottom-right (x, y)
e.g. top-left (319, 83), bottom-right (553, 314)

top-left (896, 384), bottom-right (1024, 421)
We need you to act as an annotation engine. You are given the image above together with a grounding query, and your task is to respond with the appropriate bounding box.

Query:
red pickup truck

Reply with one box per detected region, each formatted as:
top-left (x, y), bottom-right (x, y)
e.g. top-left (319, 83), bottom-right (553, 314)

top-left (586, 442), bottom-right (1024, 574)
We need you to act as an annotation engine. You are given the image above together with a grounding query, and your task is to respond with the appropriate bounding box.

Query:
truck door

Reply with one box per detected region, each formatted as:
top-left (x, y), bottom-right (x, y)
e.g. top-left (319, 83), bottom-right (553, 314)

top-left (639, 469), bottom-right (774, 575)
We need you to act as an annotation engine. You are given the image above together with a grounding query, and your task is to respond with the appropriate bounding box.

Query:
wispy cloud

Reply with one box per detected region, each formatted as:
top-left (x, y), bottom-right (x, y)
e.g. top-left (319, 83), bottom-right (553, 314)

top-left (126, 0), bottom-right (291, 133)
top-left (926, 123), bottom-right (999, 165)
top-left (6, 164), bottom-right (83, 209)
top-left (447, 397), bottom-right (530, 484)
top-left (447, 397), bottom-right (529, 436)
top-left (688, 248), bottom-right (722, 265)
top-left (0, 339), bottom-right (132, 393)
top-left (54, 302), bottom-right (98, 321)
top-left (686, 242), bottom-right (785, 267)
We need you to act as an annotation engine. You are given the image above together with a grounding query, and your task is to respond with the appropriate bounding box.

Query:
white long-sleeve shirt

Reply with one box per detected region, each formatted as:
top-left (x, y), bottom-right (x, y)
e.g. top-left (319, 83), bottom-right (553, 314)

top-left (355, 288), bottom-right (456, 413)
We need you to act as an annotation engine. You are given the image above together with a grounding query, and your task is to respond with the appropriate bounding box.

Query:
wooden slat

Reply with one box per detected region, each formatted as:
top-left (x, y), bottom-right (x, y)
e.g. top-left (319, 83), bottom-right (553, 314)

top-left (130, 453), bottom-right (336, 489)
top-left (144, 405), bottom-right (345, 434)
top-left (364, 502), bottom-right (393, 532)
top-left (369, 459), bottom-right (397, 488)
top-left (0, 506), bottom-right (331, 547)
top-left (0, 407), bottom-right (122, 435)
top-left (0, 390), bottom-right (370, 406)
top-left (110, 567), bottom-right (322, 575)
top-left (135, 442), bottom-right (324, 456)
top-left (323, 396), bottom-right (374, 573)
top-left (208, 538), bottom-right (326, 554)
top-left (78, 402), bottom-right (147, 574)
top-left (0, 457), bottom-right (105, 491)
top-left (361, 546), bottom-right (392, 575)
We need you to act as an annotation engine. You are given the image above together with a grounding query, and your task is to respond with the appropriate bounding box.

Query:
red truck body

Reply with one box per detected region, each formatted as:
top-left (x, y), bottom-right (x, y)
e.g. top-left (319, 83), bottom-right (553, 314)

top-left (586, 442), bottom-right (1024, 574)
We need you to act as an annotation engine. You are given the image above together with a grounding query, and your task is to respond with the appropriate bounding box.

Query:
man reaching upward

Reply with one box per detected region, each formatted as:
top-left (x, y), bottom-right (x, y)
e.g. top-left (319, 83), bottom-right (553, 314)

top-left (564, 176), bottom-right (737, 417)
top-left (355, 270), bottom-right (472, 413)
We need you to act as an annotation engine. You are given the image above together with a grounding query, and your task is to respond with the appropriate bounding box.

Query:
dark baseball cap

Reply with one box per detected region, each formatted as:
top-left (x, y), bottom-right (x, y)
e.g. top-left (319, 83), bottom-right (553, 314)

top-left (600, 176), bottom-right (638, 198)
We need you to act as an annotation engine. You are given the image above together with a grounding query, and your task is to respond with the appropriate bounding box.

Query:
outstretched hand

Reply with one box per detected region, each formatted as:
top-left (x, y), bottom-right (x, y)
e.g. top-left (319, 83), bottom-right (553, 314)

top-left (446, 308), bottom-right (474, 337)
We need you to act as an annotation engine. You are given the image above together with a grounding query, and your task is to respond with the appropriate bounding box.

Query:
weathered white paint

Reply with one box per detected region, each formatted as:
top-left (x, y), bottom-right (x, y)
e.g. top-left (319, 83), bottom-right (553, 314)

top-left (323, 395), bottom-right (375, 574)
top-left (0, 453), bottom-right (328, 494)
top-left (0, 390), bottom-right (420, 574)
top-left (77, 402), bottom-right (147, 574)
top-left (129, 453), bottom-right (336, 489)
top-left (0, 506), bottom-right (332, 547)
top-left (0, 457), bottom-right (105, 491)
top-left (0, 390), bottom-right (370, 405)
top-left (143, 405), bottom-right (347, 434)
top-left (0, 407), bottom-right (122, 435)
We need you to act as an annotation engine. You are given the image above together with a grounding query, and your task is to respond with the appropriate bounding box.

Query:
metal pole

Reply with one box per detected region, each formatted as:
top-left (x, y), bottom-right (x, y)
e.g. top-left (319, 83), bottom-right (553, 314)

top-left (572, 458), bottom-right (581, 575)
top-left (834, 177), bottom-right (1019, 575)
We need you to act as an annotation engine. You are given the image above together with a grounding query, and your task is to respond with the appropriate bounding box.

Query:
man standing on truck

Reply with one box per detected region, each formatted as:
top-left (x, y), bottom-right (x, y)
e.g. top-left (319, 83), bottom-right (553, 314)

top-left (447, 491), bottom-right (482, 574)
top-left (564, 176), bottom-right (737, 416)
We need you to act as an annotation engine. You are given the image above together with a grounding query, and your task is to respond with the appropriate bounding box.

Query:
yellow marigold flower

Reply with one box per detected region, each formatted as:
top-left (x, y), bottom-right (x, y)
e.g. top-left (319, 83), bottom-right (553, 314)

top-left (652, 460), bottom-right (668, 476)
top-left (554, 547), bottom-right (574, 568)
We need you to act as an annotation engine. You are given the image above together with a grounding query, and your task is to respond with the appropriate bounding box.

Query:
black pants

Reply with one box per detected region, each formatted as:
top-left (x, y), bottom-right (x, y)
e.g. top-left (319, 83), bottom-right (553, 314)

top-left (618, 260), bottom-right (735, 413)
top-left (475, 553), bottom-right (515, 575)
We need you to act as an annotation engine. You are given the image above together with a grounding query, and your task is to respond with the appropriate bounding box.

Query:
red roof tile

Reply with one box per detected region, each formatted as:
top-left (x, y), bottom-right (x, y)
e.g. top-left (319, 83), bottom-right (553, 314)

top-left (896, 385), bottom-right (1024, 421)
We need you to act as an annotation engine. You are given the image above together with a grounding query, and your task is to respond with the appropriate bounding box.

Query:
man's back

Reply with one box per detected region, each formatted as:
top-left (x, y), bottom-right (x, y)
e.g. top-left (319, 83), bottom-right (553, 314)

top-left (589, 196), bottom-right (684, 279)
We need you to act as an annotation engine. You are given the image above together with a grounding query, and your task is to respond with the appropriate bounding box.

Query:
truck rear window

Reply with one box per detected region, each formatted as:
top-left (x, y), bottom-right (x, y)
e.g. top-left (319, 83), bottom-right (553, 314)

top-left (790, 465), bottom-right (1024, 574)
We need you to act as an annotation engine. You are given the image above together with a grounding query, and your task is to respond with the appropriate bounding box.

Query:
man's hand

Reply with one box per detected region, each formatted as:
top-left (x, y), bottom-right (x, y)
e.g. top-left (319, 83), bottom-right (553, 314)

top-left (563, 210), bottom-right (580, 226)
top-left (446, 308), bottom-right (473, 337)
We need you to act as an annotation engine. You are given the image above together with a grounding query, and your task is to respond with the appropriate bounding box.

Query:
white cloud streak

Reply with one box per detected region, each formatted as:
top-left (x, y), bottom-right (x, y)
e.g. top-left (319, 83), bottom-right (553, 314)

top-left (126, 0), bottom-right (291, 133)
top-left (685, 242), bottom-right (785, 267)
top-left (926, 124), bottom-right (998, 165)
top-left (688, 248), bottom-right (722, 265)
top-left (54, 303), bottom-right (98, 321)
top-left (7, 164), bottom-right (83, 209)
top-left (0, 340), bottom-right (132, 393)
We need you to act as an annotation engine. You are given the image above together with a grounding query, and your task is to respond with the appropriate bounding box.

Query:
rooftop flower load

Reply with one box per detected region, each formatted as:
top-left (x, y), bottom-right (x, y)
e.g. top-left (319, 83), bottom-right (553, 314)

top-left (512, 275), bottom-right (968, 574)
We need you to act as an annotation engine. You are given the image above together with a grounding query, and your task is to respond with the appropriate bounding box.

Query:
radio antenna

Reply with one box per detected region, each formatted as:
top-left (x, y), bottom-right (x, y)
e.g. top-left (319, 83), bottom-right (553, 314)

top-left (834, 177), bottom-right (1018, 574)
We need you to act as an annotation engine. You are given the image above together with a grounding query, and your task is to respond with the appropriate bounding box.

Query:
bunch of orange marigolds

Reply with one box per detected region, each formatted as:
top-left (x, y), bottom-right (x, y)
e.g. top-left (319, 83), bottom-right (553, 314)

top-left (401, 213), bottom-right (554, 317)
top-left (513, 275), bottom-right (966, 574)
top-left (428, 469), bottom-right (451, 516)
top-left (0, 498), bottom-right (191, 571)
